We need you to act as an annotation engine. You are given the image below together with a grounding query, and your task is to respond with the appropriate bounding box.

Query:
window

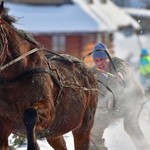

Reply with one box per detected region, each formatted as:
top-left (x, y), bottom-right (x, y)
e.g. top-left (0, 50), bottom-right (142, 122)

top-left (83, 33), bottom-right (96, 45)
top-left (97, 33), bottom-right (102, 42)
top-left (52, 34), bottom-right (66, 52)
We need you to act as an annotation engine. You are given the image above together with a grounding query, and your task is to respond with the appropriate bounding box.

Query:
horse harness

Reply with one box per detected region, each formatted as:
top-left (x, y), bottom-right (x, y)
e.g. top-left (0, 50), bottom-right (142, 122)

top-left (0, 48), bottom-right (99, 107)
top-left (0, 17), bottom-right (98, 108)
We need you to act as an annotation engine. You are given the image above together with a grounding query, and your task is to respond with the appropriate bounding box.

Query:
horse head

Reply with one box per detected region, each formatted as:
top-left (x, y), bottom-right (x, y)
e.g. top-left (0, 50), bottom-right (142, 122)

top-left (0, 1), bottom-right (20, 71)
top-left (0, 1), bottom-right (43, 77)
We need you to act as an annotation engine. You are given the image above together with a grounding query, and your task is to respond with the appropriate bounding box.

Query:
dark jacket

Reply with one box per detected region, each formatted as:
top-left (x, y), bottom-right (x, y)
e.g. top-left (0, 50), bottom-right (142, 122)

top-left (90, 57), bottom-right (147, 150)
top-left (93, 57), bottom-right (145, 115)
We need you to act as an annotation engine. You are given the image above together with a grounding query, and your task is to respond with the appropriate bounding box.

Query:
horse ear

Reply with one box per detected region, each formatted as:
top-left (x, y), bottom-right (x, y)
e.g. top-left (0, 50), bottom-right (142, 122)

top-left (0, 1), bottom-right (4, 16)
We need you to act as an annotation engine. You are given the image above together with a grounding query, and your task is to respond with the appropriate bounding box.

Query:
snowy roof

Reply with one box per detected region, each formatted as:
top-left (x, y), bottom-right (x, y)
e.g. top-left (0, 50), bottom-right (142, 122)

top-left (125, 8), bottom-right (150, 18)
top-left (5, 2), bottom-right (112, 34)
top-left (73, 0), bottom-right (140, 31)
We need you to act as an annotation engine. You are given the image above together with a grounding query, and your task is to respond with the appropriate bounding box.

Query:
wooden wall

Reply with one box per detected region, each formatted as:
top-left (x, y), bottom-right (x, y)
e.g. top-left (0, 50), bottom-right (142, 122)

top-left (33, 32), bottom-right (114, 62)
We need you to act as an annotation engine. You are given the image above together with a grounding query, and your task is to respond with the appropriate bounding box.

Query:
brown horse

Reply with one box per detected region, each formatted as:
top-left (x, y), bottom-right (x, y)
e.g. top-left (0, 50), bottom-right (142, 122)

top-left (0, 1), bottom-right (98, 150)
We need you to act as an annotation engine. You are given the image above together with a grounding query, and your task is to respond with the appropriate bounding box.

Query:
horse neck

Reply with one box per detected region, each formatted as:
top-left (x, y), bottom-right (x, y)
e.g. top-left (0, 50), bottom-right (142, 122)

top-left (0, 27), bottom-right (45, 78)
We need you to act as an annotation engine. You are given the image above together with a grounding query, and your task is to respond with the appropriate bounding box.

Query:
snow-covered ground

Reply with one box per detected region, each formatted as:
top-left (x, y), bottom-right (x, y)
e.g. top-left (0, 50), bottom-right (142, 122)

top-left (10, 32), bottom-right (150, 150)
top-left (14, 112), bottom-right (150, 150)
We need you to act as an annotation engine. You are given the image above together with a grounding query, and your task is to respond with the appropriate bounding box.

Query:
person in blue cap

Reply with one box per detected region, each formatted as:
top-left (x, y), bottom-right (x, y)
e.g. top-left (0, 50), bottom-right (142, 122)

top-left (92, 43), bottom-right (110, 73)
top-left (90, 43), bottom-right (148, 150)
top-left (92, 43), bottom-right (124, 79)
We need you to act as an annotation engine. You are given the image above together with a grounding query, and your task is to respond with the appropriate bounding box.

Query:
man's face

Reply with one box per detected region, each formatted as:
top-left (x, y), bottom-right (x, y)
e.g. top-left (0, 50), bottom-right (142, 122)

top-left (94, 58), bottom-right (110, 71)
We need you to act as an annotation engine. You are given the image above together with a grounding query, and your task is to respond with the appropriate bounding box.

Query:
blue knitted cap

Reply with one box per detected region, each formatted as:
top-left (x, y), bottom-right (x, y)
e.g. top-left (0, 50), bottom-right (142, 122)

top-left (92, 43), bottom-right (109, 59)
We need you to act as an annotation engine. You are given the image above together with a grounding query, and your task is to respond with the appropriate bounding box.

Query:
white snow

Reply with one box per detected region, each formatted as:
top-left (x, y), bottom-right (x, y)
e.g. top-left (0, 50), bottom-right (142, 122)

top-left (73, 0), bottom-right (140, 31)
top-left (6, 2), bottom-right (101, 33)
top-left (125, 7), bottom-right (150, 18)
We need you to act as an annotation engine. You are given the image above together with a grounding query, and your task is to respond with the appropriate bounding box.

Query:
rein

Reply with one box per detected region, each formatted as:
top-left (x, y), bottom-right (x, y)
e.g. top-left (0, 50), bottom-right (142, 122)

top-left (97, 79), bottom-right (116, 109)
top-left (95, 68), bottom-right (116, 77)
top-left (0, 47), bottom-right (43, 71)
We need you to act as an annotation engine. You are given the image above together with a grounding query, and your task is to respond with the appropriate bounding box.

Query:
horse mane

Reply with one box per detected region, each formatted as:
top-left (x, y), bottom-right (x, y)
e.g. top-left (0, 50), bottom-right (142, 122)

top-left (17, 29), bottom-right (40, 46)
top-left (2, 6), bottom-right (39, 46)
top-left (1, 7), bottom-right (16, 25)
